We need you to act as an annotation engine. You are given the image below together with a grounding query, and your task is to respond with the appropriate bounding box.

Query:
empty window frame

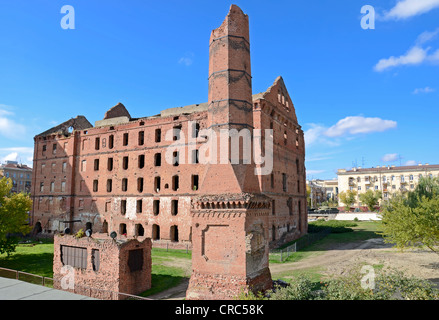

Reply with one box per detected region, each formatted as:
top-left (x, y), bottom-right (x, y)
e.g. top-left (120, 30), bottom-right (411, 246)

top-left (120, 223), bottom-right (127, 235)
top-left (138, 131), bottom-right (144, 146)
top-left (154, 153), bottom-right (162, 167)
top-left (282, 173), bottom-right (287, 192)
top-left (123, 133), bottom-right (129, 146)
top-left (137, 177), bottom-right (144, 193)
top-left (107, 179), bottom-right (113, 192)
top-left (172, 175), bottom-right (179, 191)
top-left (136, 199), bottom-right (142, 213)
top-left (193, 122), bottom-right (200, 138)
top-left (121, 200), bottom-right (127, 215)
top-left (171, 200), bottom-right (178, 216)
top-left (109, 135), bottom-right (114, 149)
top-left (173, 151), bottom-right (179, 167)
top-left (154, 177), bottom-right (161, 192)
top-left (107, 158), bottom-right (114, 171)
top-left (153, 200), bottom-right (160, 215)
top-left (135, 224), bottom-right (145, 237)
top-left (155, 129), bottom-right (161, 143)
top-left (122, 156), bottom-right (129, 170)
top-left (95, 137), bottom-right (100, 150)
top-left (138, 155), bottom-right (145, 169)
top-left (152, 224), bottom-right (160, 240)
top-left (191, 175), bottom-right (199, 191)
top-left (173, 125), bottom-right (182, 141)
top-left (122, 178), bottom-right (128, 192)
top-left (191, 149), bottom-right (199, 164)
top-left (94, 159), bottom-right (99, 171)
top-left (93, 180), bottom-right (99, 192)
top-left (170, 226), bottom-right (179, 242)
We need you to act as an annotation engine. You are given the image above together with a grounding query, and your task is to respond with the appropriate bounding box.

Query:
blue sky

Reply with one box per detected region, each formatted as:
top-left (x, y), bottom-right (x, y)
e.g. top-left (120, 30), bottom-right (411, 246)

top-left (0, 0), bottom-right (438, 180)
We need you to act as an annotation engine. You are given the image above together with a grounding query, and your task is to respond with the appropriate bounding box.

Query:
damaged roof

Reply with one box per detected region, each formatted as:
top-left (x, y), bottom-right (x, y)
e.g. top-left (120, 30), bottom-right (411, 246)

top-left (36, 115), bottom-right (93, 138)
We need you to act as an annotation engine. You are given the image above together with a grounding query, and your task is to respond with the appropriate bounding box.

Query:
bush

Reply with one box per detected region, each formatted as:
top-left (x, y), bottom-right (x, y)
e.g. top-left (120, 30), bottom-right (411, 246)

top-left (245, 266), bottom-right (439, 300)
top-left (308, 220), bottom-right (357, 234)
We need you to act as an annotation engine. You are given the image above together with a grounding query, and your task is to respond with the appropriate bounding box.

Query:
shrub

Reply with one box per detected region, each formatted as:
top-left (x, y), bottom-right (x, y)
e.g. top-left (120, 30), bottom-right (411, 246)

top-left (258, 266), bottom-right (439, 300)
top-left (308, 220), bottom-right (357, 234)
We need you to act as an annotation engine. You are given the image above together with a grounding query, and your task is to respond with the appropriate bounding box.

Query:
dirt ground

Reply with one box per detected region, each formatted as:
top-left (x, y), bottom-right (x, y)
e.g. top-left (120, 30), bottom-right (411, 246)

top-left (150, 237), bottom-right (439, 300)
top-left (270, 238), bottom-right (439, 287)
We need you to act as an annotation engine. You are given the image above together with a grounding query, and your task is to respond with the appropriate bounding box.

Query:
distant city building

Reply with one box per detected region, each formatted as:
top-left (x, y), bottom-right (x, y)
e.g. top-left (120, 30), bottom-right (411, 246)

top-left (337, 164), bottom-right (439, 207)
top-left (314, 179), bottom-right (339, 202)
top-left (306, 180), bottom-right (327, 208)
top-left (0, 161), bottom-right (33, 193)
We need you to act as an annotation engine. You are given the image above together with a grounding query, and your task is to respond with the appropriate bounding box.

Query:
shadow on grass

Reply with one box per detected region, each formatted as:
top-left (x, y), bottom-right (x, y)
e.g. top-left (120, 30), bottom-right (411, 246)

top-left (0, 252), bottom-right (54, 278)
top-left (140, 274), bottom-right (188, 298)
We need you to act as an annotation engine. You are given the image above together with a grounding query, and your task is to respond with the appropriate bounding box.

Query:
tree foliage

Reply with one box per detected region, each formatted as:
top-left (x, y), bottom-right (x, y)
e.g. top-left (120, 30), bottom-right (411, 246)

top-left (0, 177), bottom-right (32, 255)
top-left (359, 189), bottom-right (382, 211)
top-left (380, 176), bottom-right (439, 255)
top-left (238, 265), bottom-right (439, 300)
top-left (339, 190), bottom-right (357, 211)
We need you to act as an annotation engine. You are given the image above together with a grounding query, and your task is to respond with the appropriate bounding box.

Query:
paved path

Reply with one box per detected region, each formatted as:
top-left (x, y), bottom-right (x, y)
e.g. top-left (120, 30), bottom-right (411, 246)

top-left (0, 277), bottom-right (96, 300)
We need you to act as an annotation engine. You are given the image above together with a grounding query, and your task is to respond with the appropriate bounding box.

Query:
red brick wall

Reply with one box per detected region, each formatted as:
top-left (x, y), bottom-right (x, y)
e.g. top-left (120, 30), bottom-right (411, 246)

top-left (53, 234), bottom-right (151, 299)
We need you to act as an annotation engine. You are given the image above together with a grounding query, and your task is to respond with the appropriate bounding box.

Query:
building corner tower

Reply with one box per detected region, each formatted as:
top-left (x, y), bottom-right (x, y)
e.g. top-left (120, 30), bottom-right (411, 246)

top-left (186, 5), bottom-right (272, 300)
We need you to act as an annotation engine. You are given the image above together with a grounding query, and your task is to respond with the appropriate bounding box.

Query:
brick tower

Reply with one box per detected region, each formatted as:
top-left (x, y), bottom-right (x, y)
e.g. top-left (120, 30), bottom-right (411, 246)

top-left (186, 5), bottom-right (273, 300)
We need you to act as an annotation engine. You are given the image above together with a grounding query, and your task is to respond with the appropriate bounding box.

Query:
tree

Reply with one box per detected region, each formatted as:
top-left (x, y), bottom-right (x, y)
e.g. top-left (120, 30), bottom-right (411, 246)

top-left (0, 177), bottom-right (32, 256)
top-left (380, 176), bottom-right (439, 256)
top-left (339, 190), bottom-right (357, 211)
top-left (358, 189), bottom-right (382, 212)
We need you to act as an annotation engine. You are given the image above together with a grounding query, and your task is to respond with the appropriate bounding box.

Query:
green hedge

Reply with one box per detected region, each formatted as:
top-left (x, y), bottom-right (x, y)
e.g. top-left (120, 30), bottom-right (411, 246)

top-left (308, 220), bottom-right (358, 234)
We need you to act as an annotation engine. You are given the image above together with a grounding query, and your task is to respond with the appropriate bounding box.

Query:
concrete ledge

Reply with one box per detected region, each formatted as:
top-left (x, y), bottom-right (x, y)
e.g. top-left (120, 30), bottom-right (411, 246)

top-left (0, 277), bottom-right (96, 300)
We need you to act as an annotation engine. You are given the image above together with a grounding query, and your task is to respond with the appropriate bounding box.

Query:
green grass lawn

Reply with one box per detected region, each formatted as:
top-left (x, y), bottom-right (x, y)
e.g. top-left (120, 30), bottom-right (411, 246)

top-left (0, 239), bottom-right (54, 278)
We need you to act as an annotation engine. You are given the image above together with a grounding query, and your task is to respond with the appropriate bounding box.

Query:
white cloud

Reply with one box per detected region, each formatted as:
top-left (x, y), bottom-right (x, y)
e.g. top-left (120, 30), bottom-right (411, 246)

top-left (374, 46), bottom-right (428, 72)
top-left (412, 86), bottom-right (436, 94)
top-left (178, 52), bottom-right (194, 66)
top-left (2, 152), bottom-right (19, 162)
top-left (383, 0), bottom-right (439, 20)
top-left (0, 107), bottom-right (27, 139)
top-left (416, 28), bottom-right (439, 45)
top-left (324, 116), bottom-right (397, 137)
top-left (306, 170), bottom-right (326, 176)
top-left (428, 49), bottom-right (439, 63)
top-left (382, 153), bottom-right (399, 162)
top-left (305, 116), bottom-right (397, 147)
top-left (374, 27), bottom-right (439, 72)
top-left (0, 147), bottom-right (34, 167)
top-left (405, 160), bottom-right (419, 166)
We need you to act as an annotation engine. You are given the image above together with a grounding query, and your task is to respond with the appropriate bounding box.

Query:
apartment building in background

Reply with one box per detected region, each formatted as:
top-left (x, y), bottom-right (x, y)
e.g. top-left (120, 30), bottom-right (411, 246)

top-left (337, 164), bottom-right (439, 207)
top-left (0, 160), bottom-right (33, 193)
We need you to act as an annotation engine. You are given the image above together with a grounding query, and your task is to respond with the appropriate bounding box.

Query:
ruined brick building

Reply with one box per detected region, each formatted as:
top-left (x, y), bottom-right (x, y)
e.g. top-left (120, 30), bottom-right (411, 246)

top-left (30, 5), bottom-right (307, 254)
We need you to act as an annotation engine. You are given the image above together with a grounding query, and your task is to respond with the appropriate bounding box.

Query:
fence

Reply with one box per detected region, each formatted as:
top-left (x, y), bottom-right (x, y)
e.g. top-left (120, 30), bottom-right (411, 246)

top-left (0, 267), bottom-right (152, 300)
top-left (270, 228), bottom-right (331, 262)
